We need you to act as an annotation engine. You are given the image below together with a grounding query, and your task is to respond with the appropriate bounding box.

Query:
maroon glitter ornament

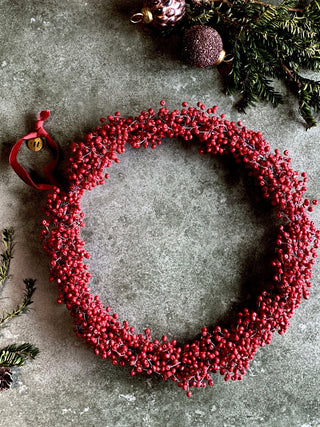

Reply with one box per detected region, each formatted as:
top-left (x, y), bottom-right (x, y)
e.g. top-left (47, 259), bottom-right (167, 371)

top-left (182, 25), bottom-right (225, 68)
top-left (131, 0), bottom-right (186, 28)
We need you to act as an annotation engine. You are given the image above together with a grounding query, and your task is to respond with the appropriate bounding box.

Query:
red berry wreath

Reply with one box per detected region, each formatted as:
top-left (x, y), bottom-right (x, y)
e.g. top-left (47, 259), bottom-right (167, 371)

top-left (40, 102), bottom-right (319, 396)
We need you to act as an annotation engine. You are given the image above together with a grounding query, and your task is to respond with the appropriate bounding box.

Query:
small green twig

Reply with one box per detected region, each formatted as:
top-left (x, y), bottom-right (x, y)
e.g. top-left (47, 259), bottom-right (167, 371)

top-left (0, 228), bottom-right (40, 389)
top-left (242, 0), bottom-right (304, 12)
top-left (192, 0), bottom-right (305, 12)
top-left (0, 279), bottom-right (36, 328)
top-left (0, 343), bottom-right (40, 367)
top-left (0, 228), bottom-right (14, 288)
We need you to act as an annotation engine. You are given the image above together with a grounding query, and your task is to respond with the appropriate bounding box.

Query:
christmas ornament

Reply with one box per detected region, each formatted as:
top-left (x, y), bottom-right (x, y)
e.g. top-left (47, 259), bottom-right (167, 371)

top-left (0, 228), bottom-right (39, 392)
top-left (181, 25), bottom-right (225, 68)
top-left (131, 0), bottom-right (320, 128)
top-left (33, 102), bottom-right (319, 396)
top-left (131, 0), bottom-right (186, 28)
top-left (0, 367), bottom-right (12, 392)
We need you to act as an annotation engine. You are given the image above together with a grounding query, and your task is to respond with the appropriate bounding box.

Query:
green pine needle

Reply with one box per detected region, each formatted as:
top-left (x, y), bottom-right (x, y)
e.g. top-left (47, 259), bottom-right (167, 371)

top-left (0, 228), bottom-right (14, 288)
top-left (0, 228), bottom-right (39, 378)
top-left (185, 0), bottom-right (320, 128)
top-left (0, 279), bottom-right (36, 327)
top-left (0, 343), bottom-right (40, 367)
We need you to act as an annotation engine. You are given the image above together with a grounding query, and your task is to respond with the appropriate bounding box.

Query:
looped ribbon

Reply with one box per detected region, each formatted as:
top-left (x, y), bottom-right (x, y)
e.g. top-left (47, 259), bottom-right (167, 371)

top-left (9, 110), bottom-right (60, 190)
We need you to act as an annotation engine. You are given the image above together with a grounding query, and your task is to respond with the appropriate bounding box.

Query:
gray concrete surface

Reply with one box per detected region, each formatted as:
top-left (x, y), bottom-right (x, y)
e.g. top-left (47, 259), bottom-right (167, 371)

top-left (0, 1), bottom-right (319, 426)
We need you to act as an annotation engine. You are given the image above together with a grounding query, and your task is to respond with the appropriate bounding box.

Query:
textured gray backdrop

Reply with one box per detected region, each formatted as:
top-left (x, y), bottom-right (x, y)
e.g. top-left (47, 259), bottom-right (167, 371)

top-left (0, 1), bottom-right (319, 426)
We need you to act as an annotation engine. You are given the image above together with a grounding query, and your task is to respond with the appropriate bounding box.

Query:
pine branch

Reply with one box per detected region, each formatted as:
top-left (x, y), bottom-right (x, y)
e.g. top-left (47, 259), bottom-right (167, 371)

top-left (0, 279), bottom-right (36, 327)
top-left (0, 228), bottom-right (39, 388)
top-left (0, 343), bottom-right (40, 367)
top-left (185, 0), bottom-right (320, 127)
top-left (0, 228), bottom-right (14, 288)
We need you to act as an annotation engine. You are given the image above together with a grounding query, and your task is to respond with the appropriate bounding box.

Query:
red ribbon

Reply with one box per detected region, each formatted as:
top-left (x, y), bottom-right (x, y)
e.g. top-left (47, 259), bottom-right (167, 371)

top-left (9, 110), bottom-right (60, 190)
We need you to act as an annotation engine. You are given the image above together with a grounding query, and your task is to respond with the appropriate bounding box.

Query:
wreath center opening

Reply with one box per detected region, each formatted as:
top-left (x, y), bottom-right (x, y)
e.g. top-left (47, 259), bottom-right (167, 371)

top-left (82, 139), bottom-right (275, 341)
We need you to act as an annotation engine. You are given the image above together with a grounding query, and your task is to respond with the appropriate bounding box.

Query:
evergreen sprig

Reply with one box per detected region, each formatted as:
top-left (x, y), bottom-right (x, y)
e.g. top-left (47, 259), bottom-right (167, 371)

top-left (0, 343), bottom-right (39, 367)
top-left (185, 0), bottom-right (320, 128)
top-left (0, 228), bottom-right (39, 390)
top-left (0, 279), bottom-right (36, 327)
top-left (0, 228), bottom-right (14, 287)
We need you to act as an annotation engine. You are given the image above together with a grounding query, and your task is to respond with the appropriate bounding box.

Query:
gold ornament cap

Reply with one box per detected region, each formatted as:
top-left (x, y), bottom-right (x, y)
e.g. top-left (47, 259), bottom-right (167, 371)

top-left (131, 8), bottom-right (153, 24)
top-left (214, 49), bottom-right (226, 66)
top-left (141, 7), bottom-right (153, 24)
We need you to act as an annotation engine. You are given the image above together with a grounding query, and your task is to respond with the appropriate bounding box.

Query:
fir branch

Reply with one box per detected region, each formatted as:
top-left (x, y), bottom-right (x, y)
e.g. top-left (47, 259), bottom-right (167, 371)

top-left (185, 0), bottom-right (320, 127)
top-left (0, 279), bottom-right (36, 327)
top-left (0, 343), bottom-right (39, 367)
top-left (190, 0), bottom-right (305, 13)
top-left (0, 228), bottom-right (14, 288)
top-left (0, 228), bottom-right (39, 387)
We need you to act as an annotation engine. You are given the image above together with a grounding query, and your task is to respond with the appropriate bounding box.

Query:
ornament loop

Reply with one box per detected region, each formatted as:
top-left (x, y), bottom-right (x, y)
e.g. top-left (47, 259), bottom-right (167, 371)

top-left (130, 12), bottom-right (144, 24)
top-left (223, 53), bottom-right (234, 63)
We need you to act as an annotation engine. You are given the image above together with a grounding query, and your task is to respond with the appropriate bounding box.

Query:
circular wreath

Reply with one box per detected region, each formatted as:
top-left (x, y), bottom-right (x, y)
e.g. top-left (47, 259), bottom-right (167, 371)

top-left (41, 102), bottom-right (319, 396)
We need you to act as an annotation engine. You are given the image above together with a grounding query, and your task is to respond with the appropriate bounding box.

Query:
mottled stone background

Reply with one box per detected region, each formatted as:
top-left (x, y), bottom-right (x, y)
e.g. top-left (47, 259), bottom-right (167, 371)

top-left (0, 1), bottom-right (319, 425)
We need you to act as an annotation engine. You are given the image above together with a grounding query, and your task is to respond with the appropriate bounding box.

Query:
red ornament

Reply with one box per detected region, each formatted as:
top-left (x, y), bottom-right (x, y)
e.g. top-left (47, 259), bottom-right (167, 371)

top-left (131, 0), bottom-right (186, 28)
top-left (182, 25), bottom-right (225, 68)
top-left (41, 101), bottom-right (319, 397)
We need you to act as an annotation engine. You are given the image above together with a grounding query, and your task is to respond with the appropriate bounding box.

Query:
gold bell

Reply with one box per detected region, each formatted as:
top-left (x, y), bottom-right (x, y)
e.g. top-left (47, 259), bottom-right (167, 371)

top-left (27, 137), bottom-right (43, 152)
